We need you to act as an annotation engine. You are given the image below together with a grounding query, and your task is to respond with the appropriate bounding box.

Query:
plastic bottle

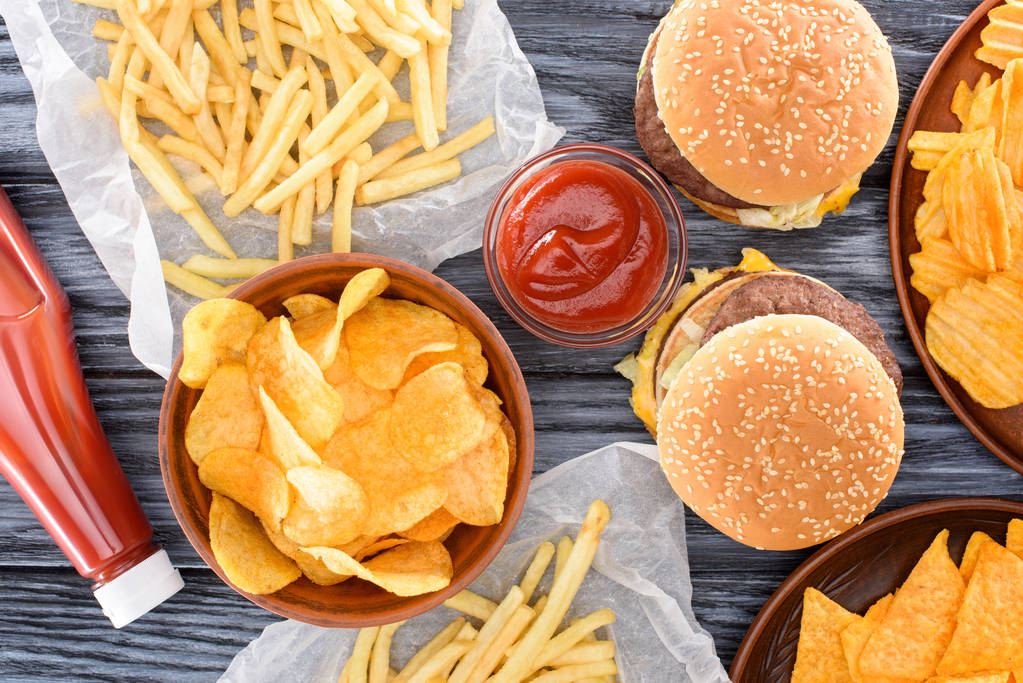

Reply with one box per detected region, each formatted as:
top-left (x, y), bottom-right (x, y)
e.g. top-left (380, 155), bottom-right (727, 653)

top-left (0, 186), bottom-right (183, 627)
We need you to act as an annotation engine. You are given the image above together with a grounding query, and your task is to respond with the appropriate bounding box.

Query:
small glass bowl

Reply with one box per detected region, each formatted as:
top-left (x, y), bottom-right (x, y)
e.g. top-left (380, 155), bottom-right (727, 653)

top-left (483, 143), bottom-right (688, 348)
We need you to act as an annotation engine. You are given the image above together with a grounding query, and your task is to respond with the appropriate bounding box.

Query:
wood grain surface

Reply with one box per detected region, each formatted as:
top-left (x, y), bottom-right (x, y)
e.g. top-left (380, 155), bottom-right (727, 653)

top-left (0, 1), bottom-right (1021, 680)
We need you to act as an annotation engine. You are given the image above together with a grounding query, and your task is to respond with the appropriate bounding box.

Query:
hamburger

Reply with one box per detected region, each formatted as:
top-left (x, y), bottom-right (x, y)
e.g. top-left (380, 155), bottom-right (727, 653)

top-left (616, 250), bottom-right (904, 550)
top-left (634, 0), bottom-right (899, 230)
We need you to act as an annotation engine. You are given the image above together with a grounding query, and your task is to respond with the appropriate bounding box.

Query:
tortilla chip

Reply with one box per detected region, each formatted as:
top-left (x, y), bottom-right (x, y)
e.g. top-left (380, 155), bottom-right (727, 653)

top-left (960, 531), bottom-right (998, 582)
top-left (792, 587), bottom-right (859, 683)
top-left (937, 542), bottom-right (1023, 675)
top-left (841, 594), bottom-right (893, 683)
top-left (858, 530), bottom-right (965, 681)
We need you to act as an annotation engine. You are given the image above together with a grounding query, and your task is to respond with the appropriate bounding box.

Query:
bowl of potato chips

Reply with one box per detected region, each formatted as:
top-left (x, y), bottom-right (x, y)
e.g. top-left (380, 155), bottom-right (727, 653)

top-left (158, 253), bottom-right (534, 627)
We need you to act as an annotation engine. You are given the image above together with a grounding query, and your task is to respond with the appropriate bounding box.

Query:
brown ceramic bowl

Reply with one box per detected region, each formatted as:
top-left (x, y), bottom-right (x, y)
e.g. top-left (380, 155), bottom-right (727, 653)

top-left (889, 0), bottom-right (1023, 474)
top-left (729, 497), bottom-right (1023, 681)
top-left (159, 253), bottom-right (535, 627)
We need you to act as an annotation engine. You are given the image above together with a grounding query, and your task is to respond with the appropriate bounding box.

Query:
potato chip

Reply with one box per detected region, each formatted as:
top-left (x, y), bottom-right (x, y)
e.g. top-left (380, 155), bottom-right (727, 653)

top-left (977, 3), bottom-right (1023, 69)
top-left (282, 293), bottom-right (335, 319)
top-left (344, 297), bottom-right (458, 390)
top-left (1002, 59), bottom-right (1023, 188)
top-left (913, 151), bottom-right (947, 172)
top-left (258, 387), bottom-right (323, 469)
top-left (209, 493), bottom-right (301, 595)
top-left (185, 362), bottom-right (263, 465)
top-left (323, 339), bottom-right (394, 426)
top-left (443, 429), bottom-right (509, 527)
top-left (390, 362), bottom-right (488, 473)
top-left (791, 587), bottom-right (858, 683)
top-left (944, 148), bottom-right (1015, 272)
top-left (915, 200), bottom-right (948, 242)
top-left (858, 530), bottom-right (965, 681)
top-left (402, 322), bottom-right (488, 386)
top-left (303, 541), bottom-right (453, 596)
top-left (353, 537), bottom-right (410, 561)
top-left (965, 83), bottom-right (1004, 143)
top-left (841, 594), bottom-right (893, 683)
top-left (180, 299), bottom-right (267, 388)
top-left (910, 238), bottom-right (990, 304)
top-left (960, 531), bottom-right (997, 582)
top-left (261, 521), bottom-right (353, 586)
top-left (951, 80), bottom-right (975, 128)
top-left (399, 507), bottom-right (460, 542)
top-left (1008, 518), bottom-right (1023, 560)
top-left (922, 127), bottom-right (996, 204)
top-left (247, 316), bottom-right (343, 451)
top-left (937, 542), bottom-right (1023, 675)
top-left (281, 464), bottom-right (369, 546)
top-left (323, 410), bottom-right (448, 536)
top-left (199, 447), bottom-right (292, 531)
top-left (927, 674), bottom-right (1011, 683)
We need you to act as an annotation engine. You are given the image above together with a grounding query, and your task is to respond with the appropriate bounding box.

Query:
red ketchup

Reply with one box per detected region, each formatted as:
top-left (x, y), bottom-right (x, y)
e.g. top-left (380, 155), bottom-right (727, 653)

top-left (0, 186), bottom-right (182, 627)
top-left (495, 160), bottom-right (668, 333)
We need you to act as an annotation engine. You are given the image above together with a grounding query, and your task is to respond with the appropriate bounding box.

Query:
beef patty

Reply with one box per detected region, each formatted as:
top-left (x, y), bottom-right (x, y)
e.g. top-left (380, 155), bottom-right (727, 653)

top-left (634, 39), bottom-right (761, 210)
top-left (701, 275), bottom-right (904, 395)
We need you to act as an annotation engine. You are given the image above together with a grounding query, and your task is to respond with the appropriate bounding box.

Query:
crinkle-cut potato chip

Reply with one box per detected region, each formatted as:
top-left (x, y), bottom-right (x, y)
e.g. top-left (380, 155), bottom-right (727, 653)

top-left (951, 80), bottom-right (976, 128)
top-left (324, 340), bottom-right (394, 426)
top-left (391, 362), bottom-right (488, 473)
top-left (924, 127), bottom-right (996, 199)
top-left (791, 587), bottom-right (858, 683)
top-left (258, 387), bottom-right (322, 469)
top-left (261, 521), bottom-right (352, 586)
top-left (208, 493), bottom-right (301, 595)
top-left (199, 447), bottom-right (292, 532)
top-left (926, 279), bottom-right (1023, 409)
top-left (858, 530), bottom-right (965, 681)
top-left (323, 410), bottom-right (448, 536)
top-left (282, 464), bottom-right (369, 547)
top-left (841, 594), bottom-right (893, 683)
top-left (344, 297), bottom-right (458, 390)
top-left (1001, 59), bottom-right (1023, 187)
top-left (185, 362), bottom-right (263, 465)
top-left (399, 508), bottom-right (460, 543)
top-left (1008, 518), bottom-right (1023, 560)
top-left (943, 148), bottom-right (1017, 272)
top-left (977, 3), bottom-right (1023, 69)
top-left (960, 531), bottom-right (998, 582)
top-left (180, 299), bottom-right (267, 389)
top-left (964, 84), bottom-right (1004, 143)
top-left (248, 316), bottom-right (343, 451)
top-left (303, 541), bottom-right (453, 596)
top-left (910, 238), bottom-right (990, 304)
top-left (402, 323), bottom-right (489, 387)
top-left (915, 200), bottom-right (948, 242)
top-left (443, 428), bottom-right (509, 527)
top-left (937, 541), bottom-right (1023, 675)
top-left (282, 293), bottom-right (335, 320)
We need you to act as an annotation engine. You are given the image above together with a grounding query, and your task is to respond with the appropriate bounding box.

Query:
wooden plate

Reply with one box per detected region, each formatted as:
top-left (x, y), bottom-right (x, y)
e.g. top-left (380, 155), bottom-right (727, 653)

top-left (889, 0), bottom-right (1023, 474)
top-left (729, 497), bottom-right (1023, 681)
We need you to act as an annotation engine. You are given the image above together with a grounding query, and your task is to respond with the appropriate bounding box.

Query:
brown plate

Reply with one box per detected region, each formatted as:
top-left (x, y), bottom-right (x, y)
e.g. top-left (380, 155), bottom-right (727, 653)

top-left (889, 0), bottom-right (1023, 474)
top-left (158, 253), bottom-right (535, 628)
top-left (730, 497), bottom-right (1023, 681)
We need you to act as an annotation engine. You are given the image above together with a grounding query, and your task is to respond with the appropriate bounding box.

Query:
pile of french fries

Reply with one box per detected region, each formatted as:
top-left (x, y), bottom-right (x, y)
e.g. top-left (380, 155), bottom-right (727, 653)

top-left (79, 0), bottom-right (495, 299)
top-left (338, 501), bottom-right (619, 683)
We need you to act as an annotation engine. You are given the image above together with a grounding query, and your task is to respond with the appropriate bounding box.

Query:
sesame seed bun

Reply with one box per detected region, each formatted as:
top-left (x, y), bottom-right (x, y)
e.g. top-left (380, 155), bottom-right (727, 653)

top-left (650, 0), bottom-right (898, 206)
top-left (656, 314), bottom-right (904, 551)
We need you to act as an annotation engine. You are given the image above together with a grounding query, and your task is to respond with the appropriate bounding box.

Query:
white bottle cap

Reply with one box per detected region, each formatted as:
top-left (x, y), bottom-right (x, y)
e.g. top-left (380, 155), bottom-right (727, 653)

top-left (92, 549), bottom-right (184, 628)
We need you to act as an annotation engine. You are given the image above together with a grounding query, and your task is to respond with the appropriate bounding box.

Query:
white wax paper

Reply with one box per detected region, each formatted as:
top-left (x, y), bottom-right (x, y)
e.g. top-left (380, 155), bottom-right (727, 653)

top-left (0, 0), bottom-right (563, 377)
top-left (220, 443), bottom-right (729, 683)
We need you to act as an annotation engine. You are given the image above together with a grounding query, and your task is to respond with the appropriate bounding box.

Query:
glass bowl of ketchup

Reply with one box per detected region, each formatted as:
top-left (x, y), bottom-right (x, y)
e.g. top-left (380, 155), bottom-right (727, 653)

top-left (484, 143), bottom-right (687, 347)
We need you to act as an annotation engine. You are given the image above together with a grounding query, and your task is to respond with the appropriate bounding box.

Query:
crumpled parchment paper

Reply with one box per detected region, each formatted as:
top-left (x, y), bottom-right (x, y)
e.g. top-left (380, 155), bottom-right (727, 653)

top-left (220, 442), bottom-right (730, 683)
top-left (0, 0), bottom-right (563, 377)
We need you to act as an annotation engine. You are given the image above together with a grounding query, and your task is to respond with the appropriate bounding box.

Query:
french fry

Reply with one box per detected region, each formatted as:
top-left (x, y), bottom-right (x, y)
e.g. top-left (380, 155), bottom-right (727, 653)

top-left (312, 0), bottom-right (356, 99)
top-left (240, 64), bottom-right (307, 179)
top-left (452, 0), bottom-right (463, 9)
top-left (377, 50), bottom-right (404, 81)
top-left (294, 0), bottom-right (324, 41)
top-left (292, 132), bottom-right (316, 246)
top-left (403, 640), bottom-right (474, 683)
top-left (192, 8), bottom-right (242, 87)
top-left (93, 18), bottom-right (125, 42)
top-left (251, 69), bottom-right (280, 93)
top-left (346, 142), bottom-right (373, 165)
top-left (348, 0), bottom-right (421, 58)
top-left (464, 605), bottom-right (534, 683)
top-left (491, 501), bottom-right (611, 683)
top-left (219, 0), bottom-right (247, 64)
top-left (448, 587), bottom-right (526, 683)
top-left (407, 40), bottom-right (439, 151)
top-left (398, 0), bottom-right (451, 46)
top-left (305, 55), bottom-right (334, 215)
top-left (180, 205), bottom-right (236, 258)
top-left (148, 0), bottom-right (191, 90)
top-left (391, 619), bottom-right (466, 683)
top-left (530, 661), bottom-right (618, 683)
top-left (355, 159), bottom-right (460, 205)
top-left (332, 160), bottom-right (359, 253)
top-left (358, 134), bottom-right (421, 183)
top-left (254, 0), bottom-right (287, 77)
top-left (335, 33), bottom-right (401, 104)
top-left (548, 641), bottom-right (616, 667)
top-left (117, 0), bottom-right (200, 114)
top-left (189, 44), bottom-right (227, 160)
top-left (302, 72), bottom-right (378, 156)
top-left (177, 15), bottom-right (194, 75)
top-left (443, 590), bottom-right (497, 621)
top-left (377, 116), bottom-right (495, 179)
top-left (518, 541), bottom-right (555, 604)
top-left (278, 195), bottom-right (296, 262)
top-left (532, 609), bottom-right (616, 671)
top-left (182, 255), bottom-right (278, 279)
top-left (369, 0), bottom-right (419, 34)
top-left (255, 99), bottom-right (388, 213)
top-left (107, 32), bottom-right (134, 93)
top-left (162, 260), bottom-right (233, 299)
top-left (348, 626), bottom-right (380, 683)
top-left (428, 0), bottom-right (452, 130)
top-left (224, 89), bottom-right (312, 216)
top-left (319, 0), bottom-right (357, 24)
top-left (207, 84), bottom-right (235, 103)
top-left (369, 621), bottom-right (403, 683)
top-left (158, 134), bottom-right (224, 182)
top-left (73, 0), bottom-right (118, 8)
top-left (221, 68), bottom-right (250, 194)
top-left (386, 101), bottom-right (415, 122)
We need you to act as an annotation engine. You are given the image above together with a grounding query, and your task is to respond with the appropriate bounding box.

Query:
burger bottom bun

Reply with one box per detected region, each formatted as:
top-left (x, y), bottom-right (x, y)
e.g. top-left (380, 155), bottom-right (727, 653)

top-left (675, 186), bottom-right (744, 225)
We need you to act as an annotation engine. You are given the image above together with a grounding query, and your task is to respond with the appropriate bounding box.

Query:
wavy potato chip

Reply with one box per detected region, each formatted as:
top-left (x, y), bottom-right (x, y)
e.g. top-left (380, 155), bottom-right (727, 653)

top-left (258, 387), bottom-right (322, 469)
top-left (324, 340), bottom-right (394, 426)
top-left (977, 2), bottom-right (1023, 69)
top-left (185, 362), bottom-right (263, 465)
top-left (402, 323), bottom-right (488, 386)
top-left (390, 362), bottom-right (488, 473)
top-left (943, 148), bottom-right (1016, 272)
top-left (1008, 518), bottom-right (1023, 560)
top-left (910, 238), bottom-right (990, 304)
top-left (791, 587), bottom-right (859, 683)
top-left (345, 297), bottom-right (458, 390)
top-left (443, 429), bottom-right (509, 527)
top-left (199, 447), bottom-right (292, 531)
top-left (180, 299), bottom-right (267, 388)
top-left (209, 493), bottom-right (301, 595)
top-left (261, 521), bottom-right (352, 586)
top-left (248, 317), bottom-right (343, 451)
top-left (282, 293), bottom-right (335, 319)
top-left (399, 508), bottom-right (460, 543)
top-left (959, 531), bottom-right (997, 582)
top-left (840, 594), bottom-right (893, 683)
top-left (282, 464), bottom-right (369, 546)
top-left (303, 541), bottom-right (453, 596)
